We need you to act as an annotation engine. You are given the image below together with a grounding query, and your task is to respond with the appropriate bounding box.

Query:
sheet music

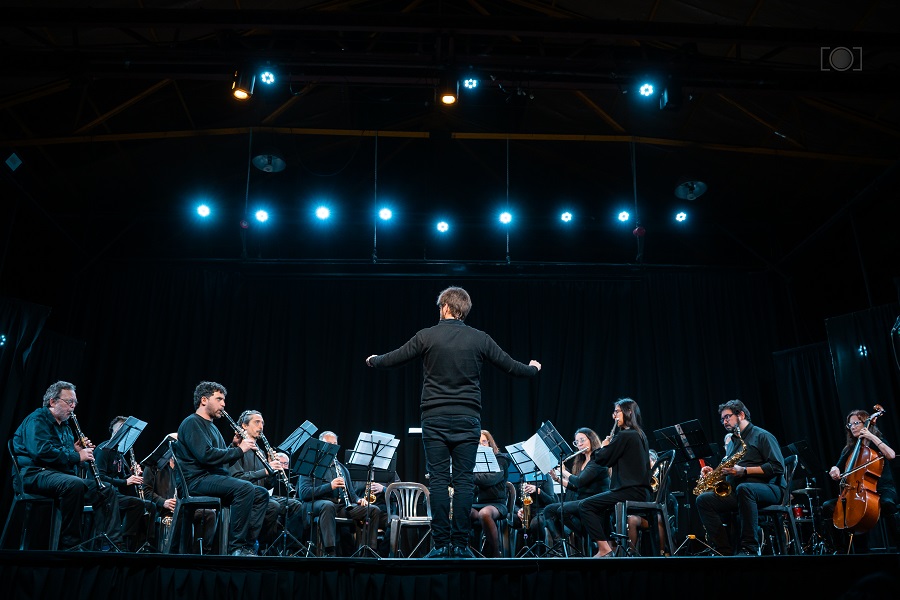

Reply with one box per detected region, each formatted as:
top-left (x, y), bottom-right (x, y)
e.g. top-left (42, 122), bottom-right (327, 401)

top-left (473, 445), bottom-right (501, 473)
top-left (521, 432), bottom-right (558, 474)
top-left (349, 431), bottom-right (399, 470)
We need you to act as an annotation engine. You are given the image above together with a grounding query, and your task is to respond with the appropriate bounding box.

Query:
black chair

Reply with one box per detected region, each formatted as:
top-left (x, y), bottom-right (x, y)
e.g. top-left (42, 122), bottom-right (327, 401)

top-left (497, 481), bottom-right (517, 557)
top-left (614, 449), bottom-right (677, 556)
top-left (164, 443), bottom-right (229, 554)
top-left (758, 454), bottom-right (802, 555)
top-left (1, 440), bottom-right (63, 550)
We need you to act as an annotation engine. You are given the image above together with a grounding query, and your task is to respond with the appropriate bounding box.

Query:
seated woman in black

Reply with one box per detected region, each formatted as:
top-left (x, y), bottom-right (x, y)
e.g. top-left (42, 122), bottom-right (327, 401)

top-left (544, 427), bottom-right (610, 545)
top-left (469, 429), bottom-right (510, 557)
top-left (578, 398), bottom-right (652, 558)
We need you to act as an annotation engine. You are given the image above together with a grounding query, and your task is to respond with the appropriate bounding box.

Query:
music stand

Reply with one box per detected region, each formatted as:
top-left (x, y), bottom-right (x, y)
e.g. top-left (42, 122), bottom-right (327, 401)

top-left (506, 441), bottom-right (550, 557)
top-left (294, 437), bottom-right (338, 557)
top-left (654, 420), bottom-right (720, 556)
top-left (348, 431), bottom-right (398, 558)
top-left (71, 416), bottom-right (148, 552)
top-left (526, 421), bottom-right (580, 557)
top-left (781, 439), bottom-right (827, 554)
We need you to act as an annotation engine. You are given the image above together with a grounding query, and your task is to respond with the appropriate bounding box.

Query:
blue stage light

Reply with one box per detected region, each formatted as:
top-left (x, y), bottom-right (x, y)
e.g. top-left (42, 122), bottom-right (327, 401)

top-left (379, 208), bottom-right (393, 221)
top-left (436, 221), bottom-right (449, 233)
top-left (560, 211), bottom-right (573, 223)
top-left (315, 206), bottom-right (331, 220)
top-left (675, 211), bottom-right (687, 222)
top-left (197, 204), bottom-right (211, 218)
top-left (260, 71), bottom-right (275, 85)
top-left (499, 212), bottom-right (512, 224)
top-left (639, 83), bottom-right (654, 97)
top-left (255, 209), bottom-right (269, 223)
top-left (618, 211), bottom-right (630, 222)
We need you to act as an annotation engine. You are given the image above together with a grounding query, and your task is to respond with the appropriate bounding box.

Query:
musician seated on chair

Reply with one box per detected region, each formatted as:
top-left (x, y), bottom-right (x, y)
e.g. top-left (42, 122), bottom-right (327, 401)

top-left (468, 430), bottom-right (510, 558)
top-left (822, 409), bottom-right (897, 553)
top-left (143, 434), bottom-right (217, 554)
top-left (297, 431), bottom-right (381, 556)
top-left (695, 399), bottom-right (785, 556)
top-left (174, 381), bottom-right (269, 556)
top-left (513, 472), bottom-right (557, 551)
top-left (353, 470), bottom-right (398, 556)
top-left (229, 410), bottom-right (305, 552)
top-left (11, 381), bottom-right (124, 551)
top-left (544, 427), bottom-right (609, 547)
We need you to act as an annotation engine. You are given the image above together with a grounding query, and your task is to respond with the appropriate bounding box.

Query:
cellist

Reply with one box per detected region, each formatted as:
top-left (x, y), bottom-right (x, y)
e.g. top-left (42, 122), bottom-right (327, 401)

top-left (822, 409), bottom-right (898, 553)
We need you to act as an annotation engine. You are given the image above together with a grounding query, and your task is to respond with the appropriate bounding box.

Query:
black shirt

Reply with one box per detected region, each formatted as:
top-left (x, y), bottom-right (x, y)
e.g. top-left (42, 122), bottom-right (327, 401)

top-left (566, 451), bottom-right (612, 500)
top-left (730, 422), bottom-right (785, 489)
top-left (174, 413), bottom-right (243, 484)
top-left (298, 460), bottom-right (360, 504)
top-left (369, 318), bottom-right (539, 418)
top-left (591, 428), bottom-right (652, 494)
top-left (12, 407), bottom-right (81, 478)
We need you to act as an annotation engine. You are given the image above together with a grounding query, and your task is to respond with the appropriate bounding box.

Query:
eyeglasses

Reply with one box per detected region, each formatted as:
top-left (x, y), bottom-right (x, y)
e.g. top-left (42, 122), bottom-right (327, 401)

top-left (573, 439), bottom-right (587, 445)
top-left (721, 414), bottom-right (735, 422)
top-left (848, 421), bottom-right (863, 427)
top-left (612, 409), bottom-right (623, 415)
top-left (55, 397), bottom-right (77, 407)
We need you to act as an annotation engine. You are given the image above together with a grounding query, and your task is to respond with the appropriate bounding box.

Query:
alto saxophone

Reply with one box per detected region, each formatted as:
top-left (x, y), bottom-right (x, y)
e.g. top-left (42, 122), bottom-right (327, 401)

top-left (693, 428), bottom-right (747, 497)
top-left (521, 480), bottom-right (533, 530)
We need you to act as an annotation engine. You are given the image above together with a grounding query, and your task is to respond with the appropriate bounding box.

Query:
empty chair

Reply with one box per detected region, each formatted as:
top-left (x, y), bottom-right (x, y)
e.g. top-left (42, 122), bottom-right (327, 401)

top-left (385, 482), bottom-right (433, 558)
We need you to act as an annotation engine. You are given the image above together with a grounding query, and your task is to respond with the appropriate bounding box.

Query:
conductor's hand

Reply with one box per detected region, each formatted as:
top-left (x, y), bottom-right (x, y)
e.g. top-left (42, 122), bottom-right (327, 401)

top-left (365, 354), bottom-right (378, 367)
top-left (700, 465), bottom-right (713, 477)
top-left (78, 447), bottom-right (95, 463)
top-left (238, 438), bottom-right (257, 454)
top-left (331, 476), bottom-right (346, 490)
top-left (529, 360), bottom-right (541, 371)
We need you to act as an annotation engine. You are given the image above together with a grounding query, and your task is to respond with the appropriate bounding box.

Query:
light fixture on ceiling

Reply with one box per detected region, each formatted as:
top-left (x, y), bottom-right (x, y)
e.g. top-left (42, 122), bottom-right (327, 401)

top-left (232, 69), bottom-right (255, 100)
top-left (674, 179), bottom-right (708, 201)
top-left (439, 77), bottom-right (458, 105)
top-left (251, 152), bottom-right (286, 173)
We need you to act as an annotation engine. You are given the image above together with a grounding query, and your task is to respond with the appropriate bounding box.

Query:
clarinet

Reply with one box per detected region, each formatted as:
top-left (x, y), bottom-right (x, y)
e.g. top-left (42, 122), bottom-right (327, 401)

top-left (70, 413), bottom-right (105, 489)
top-left (221, 411), bottom-right (275, 475)
top-left (333, 457), bottom-right (352, 507)
top-left (258, 432), bottom-right (296, 497)
top-left (128, 448), bottom-right (145, 500)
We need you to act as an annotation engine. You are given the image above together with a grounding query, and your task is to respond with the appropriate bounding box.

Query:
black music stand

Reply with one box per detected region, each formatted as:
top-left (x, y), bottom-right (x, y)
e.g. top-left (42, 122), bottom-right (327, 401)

top-left (263, 421), bottom-right (314, 556)
top-left (528, 421), bottom-right (580, 557)
top-left (295, 437), bottom-right (338, 557)
top-left (71, 416), bottom-right (148, 552)
top-left (654, 420), bottom-right (720, 556)
top-left (348, 431), bottom-right (398, 559)
top-left (506, 442), bottom-right (549, 557)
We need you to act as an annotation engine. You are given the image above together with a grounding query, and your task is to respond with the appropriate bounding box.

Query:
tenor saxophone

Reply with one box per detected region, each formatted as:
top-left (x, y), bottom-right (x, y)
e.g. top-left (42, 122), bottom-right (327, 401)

top-left (521, 480), bottom-right (533, 530)
top-left (693, 428), bottom-right (747, 497)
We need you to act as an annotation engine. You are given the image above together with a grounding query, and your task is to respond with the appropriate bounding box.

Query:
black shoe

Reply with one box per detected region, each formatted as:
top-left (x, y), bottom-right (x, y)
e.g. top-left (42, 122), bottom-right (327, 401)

top-left (424, 546), bottom-right (450, 558)
top-left (452, 545), bottom-right (476, 558)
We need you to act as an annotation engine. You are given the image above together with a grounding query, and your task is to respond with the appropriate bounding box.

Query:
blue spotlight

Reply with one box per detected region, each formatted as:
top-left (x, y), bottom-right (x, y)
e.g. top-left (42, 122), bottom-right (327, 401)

top-left (499, 211), bottom-right (512, 224)
top-left (639, 83), bottom-right (654, 97)
top-left (260, 70), bottom-right (275, 85)
top-left (436, 221), bottom-right (450, 233)
top-left (315, 206), bottom-right (331, 220)
top-left (675, 211), bottom-right (687, 222)
top-left (255, 209), bottom-right (269, 223)
top-left (618, 211), bottom-right (630, 222)
top-left (379, 208), bottom-right (393, 221)
top-left (196, 204), bottom-right (211, 218)
top-left (0, 333), bottom-right (6, 347)
top-left (463, 77), bottom-right (478, 90)
top-left (560, 211), bottom-right (573, 223)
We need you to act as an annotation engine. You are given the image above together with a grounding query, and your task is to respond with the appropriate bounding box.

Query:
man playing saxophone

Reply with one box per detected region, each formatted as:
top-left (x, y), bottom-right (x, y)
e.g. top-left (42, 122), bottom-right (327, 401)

top-left (695, 399), bottom-right (786, 556)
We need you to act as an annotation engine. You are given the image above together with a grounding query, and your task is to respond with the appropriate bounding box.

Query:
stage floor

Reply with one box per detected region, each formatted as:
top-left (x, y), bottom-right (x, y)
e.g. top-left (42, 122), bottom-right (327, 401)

top-left (1, 550), bottom-right (898, 600)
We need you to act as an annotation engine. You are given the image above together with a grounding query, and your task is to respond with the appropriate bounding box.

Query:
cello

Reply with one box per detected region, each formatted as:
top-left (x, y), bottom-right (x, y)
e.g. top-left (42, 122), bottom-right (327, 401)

top-left (832, 405), bottom-right (886, 539)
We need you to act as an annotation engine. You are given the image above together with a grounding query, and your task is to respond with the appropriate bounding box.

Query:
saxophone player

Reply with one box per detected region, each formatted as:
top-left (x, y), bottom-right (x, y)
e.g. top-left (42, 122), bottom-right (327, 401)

top-left (297, 431), bottom-right (382, 556)
top-left (695, 399), bottom-right (786, 556)
top-left (229, 410), bottom-right (306, 554)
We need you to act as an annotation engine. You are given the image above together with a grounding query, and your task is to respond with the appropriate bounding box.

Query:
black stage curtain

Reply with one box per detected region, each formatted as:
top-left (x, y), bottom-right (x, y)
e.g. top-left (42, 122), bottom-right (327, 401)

top-left (2, 265), bottom-right (795, 491)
